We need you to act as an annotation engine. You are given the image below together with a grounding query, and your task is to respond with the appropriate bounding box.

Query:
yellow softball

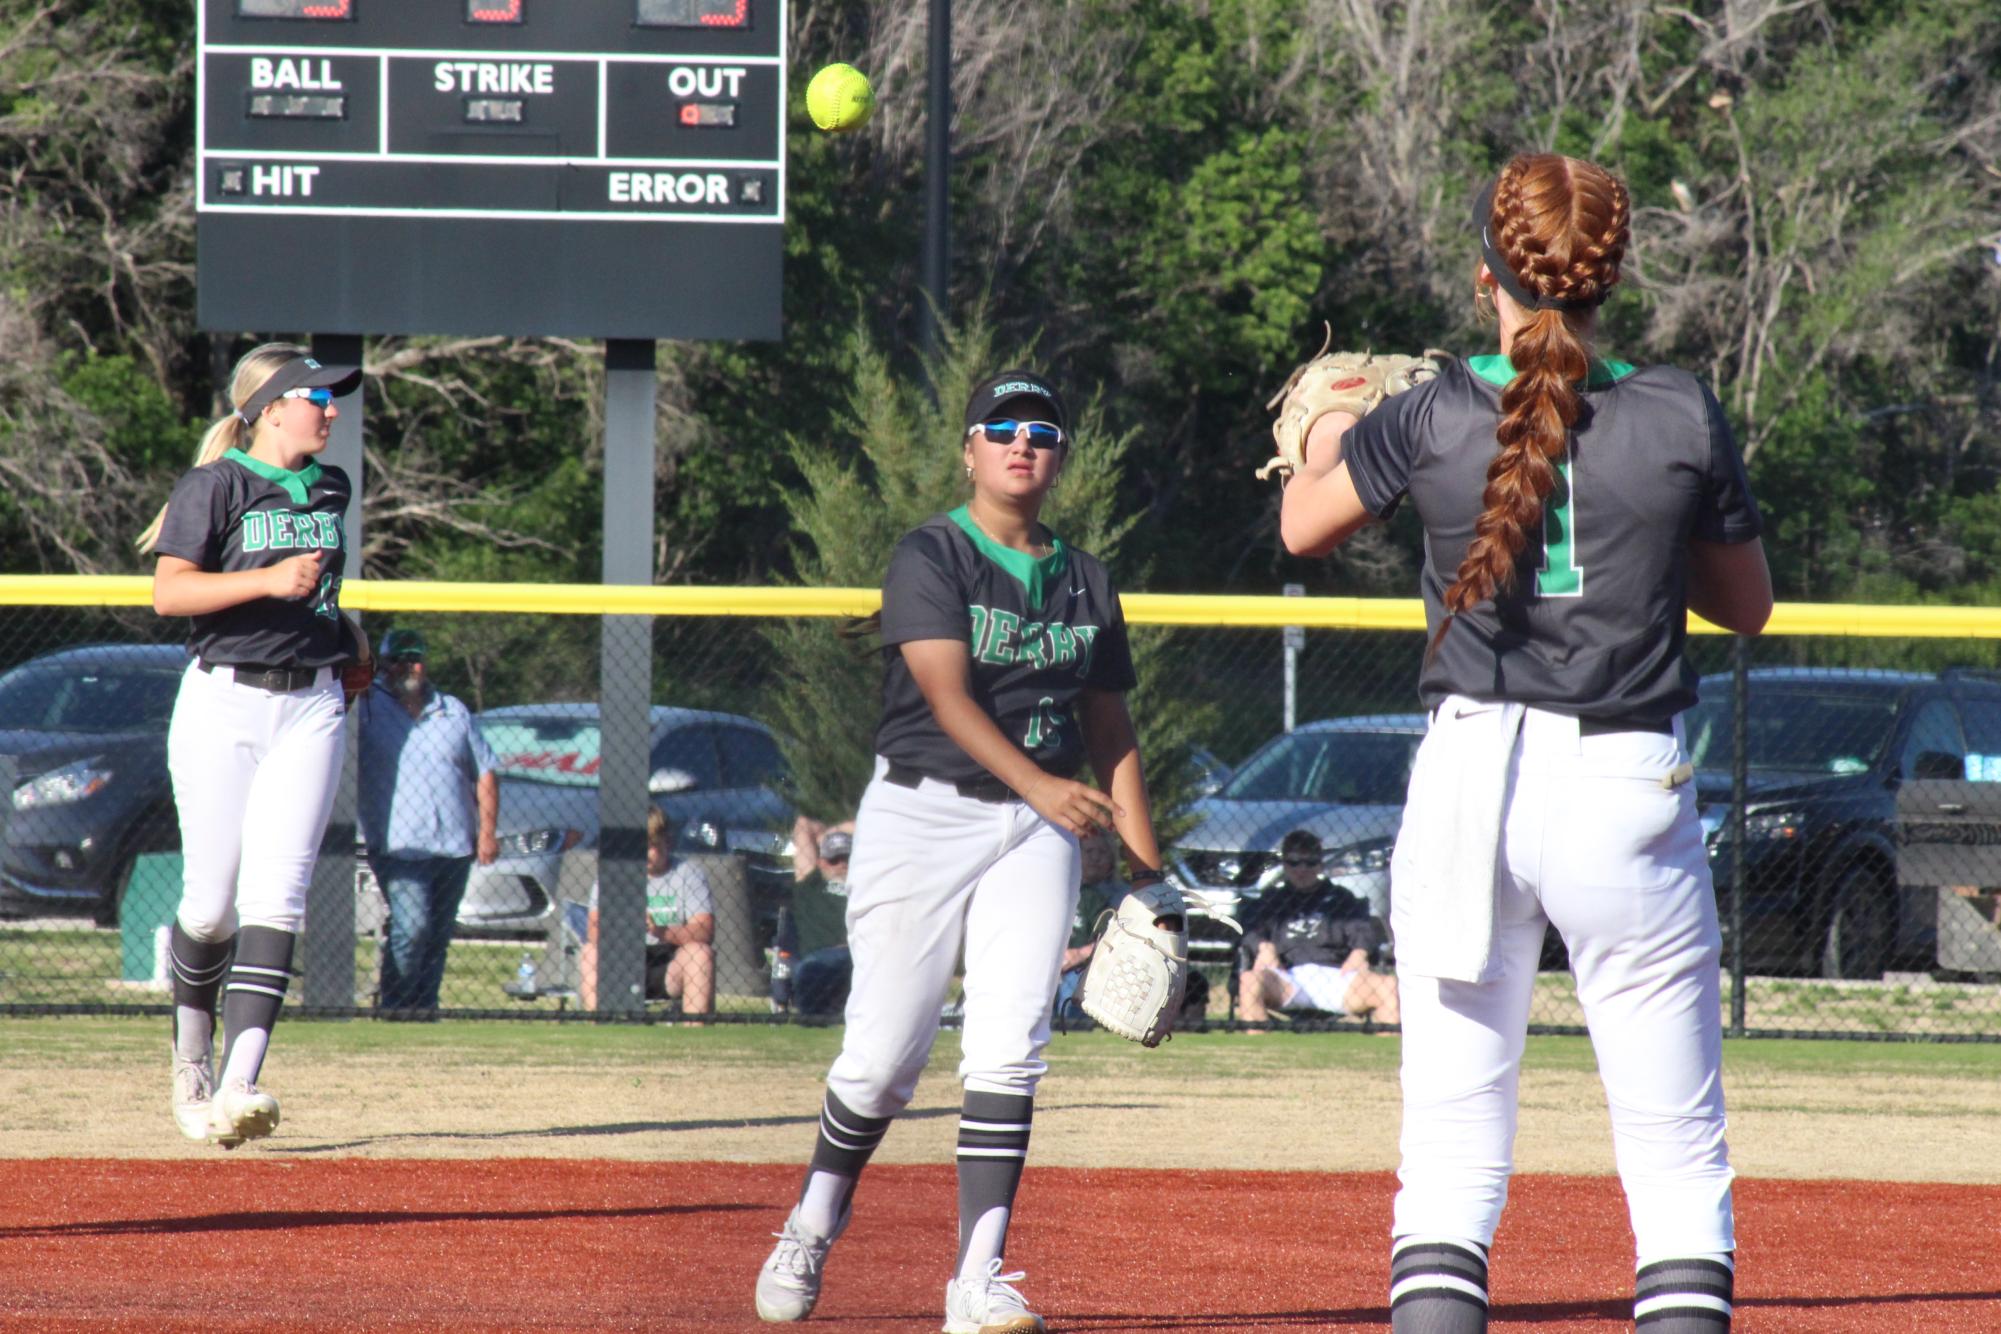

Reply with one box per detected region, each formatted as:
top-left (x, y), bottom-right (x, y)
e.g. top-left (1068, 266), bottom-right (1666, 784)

top-left (806, 63), bottom-right (874, 133)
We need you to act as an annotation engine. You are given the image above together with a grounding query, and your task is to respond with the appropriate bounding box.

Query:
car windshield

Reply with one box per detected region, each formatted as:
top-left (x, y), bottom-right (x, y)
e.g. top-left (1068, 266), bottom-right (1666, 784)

top-left (1218, 729), bottom-right (1419, 804)
top-left (1686, 687), bottom-right (1899, 774)
top-left (480, 716), bottom-right (605, 786)
top-left (0, 664), bottom-right (179, 733)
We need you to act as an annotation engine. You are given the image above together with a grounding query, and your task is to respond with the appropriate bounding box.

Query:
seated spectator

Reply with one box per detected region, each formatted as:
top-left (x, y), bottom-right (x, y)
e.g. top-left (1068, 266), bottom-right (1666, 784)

top-left (772, 815), bottom-right (855, 1017)
top-left (1055, 832), bottom-right (1129, 1020)
top-left (580, 807), bottom-right (714, 1015)
top-left (1236, 829), bottom-right (1398, 1031)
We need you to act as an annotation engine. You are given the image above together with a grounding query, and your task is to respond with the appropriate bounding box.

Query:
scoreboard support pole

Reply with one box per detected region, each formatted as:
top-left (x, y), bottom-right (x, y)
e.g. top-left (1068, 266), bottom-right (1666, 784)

top-left (305, 332), bottom-right (365, 1013)
top-left (595, 338), bottom-right (658, 1016)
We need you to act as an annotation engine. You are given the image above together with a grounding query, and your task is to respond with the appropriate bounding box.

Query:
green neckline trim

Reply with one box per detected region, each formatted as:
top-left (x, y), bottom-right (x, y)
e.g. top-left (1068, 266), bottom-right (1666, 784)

top-left (947, 506), bottom-right (1069, 607)
top-left (1468, 354), bottom-right (1635, 389)
top-left (224, 448), bottom-right (322, 507)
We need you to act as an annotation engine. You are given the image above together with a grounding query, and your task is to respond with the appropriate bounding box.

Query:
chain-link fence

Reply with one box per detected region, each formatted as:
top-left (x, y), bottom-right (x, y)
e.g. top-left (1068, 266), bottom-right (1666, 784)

top-left (4, 582), bottom-right (2001, 1039)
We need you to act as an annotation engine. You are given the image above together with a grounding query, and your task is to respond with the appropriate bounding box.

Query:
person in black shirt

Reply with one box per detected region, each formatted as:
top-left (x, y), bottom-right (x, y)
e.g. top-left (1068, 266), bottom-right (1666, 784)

top-left (139, 342), bottom-right (363, 1150)
top-left (757, 369), bottom-right (1166, 1334)
top-left (1235, 830), bottom-right (1397, 1030)
top-left (1278, 154), bottom-right (1771, 1334)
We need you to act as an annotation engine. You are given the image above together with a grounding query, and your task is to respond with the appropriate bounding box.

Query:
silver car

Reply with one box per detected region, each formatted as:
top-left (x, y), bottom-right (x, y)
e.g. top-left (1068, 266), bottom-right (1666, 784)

top-left (456, 703), bottom-right (793, 935)
top-left (1171, 714), bottom-right (1426, 961)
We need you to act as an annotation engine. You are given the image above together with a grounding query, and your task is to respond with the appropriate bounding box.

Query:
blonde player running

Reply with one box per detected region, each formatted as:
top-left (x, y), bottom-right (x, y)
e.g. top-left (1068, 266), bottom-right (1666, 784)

top-left (756, 370), bottom-right (1166, 1332)
top-left (139, 342), bottom-right (364, 1148)
top-left (1280, 155), bottom-right (1772, 1333)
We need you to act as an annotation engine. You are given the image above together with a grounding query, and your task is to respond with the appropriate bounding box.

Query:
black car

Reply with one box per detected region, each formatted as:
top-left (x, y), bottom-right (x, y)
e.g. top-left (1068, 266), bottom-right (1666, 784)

top-left (1686, 667), bottom-right (2001, 979)
top-left (0, 643), bottom-right (186, 924)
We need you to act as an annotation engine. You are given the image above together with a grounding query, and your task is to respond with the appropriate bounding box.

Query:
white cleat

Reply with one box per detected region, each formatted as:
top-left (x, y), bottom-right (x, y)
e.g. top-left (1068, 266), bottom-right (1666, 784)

top-left (943, 1258), bottom-right (1045, 1334)
top-left (208, 1078), bottom-right (280, 1149)
top-left (171, 1050), bottom-right (214, 1143)
top-left (755, 1204), bottom-right (849, 1322)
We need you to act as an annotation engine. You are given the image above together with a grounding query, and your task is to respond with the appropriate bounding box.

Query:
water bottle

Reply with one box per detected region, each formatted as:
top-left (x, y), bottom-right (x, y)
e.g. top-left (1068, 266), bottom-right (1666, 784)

top-left (514, 951), bottom-right (538, 997)
top-left (769, 905), bottom-right (796, 1010)
top-left (770, 950), bottom-right (794, 1010)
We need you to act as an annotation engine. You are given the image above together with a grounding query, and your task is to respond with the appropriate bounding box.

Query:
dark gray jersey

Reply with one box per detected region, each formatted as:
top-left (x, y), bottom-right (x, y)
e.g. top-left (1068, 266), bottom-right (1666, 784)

top-left (153, 450), bottom-right (353, 668)
top-left (1343, 355), bottom-right (1762, 725)
top-left (874, 508), bottom-right (1138, 785)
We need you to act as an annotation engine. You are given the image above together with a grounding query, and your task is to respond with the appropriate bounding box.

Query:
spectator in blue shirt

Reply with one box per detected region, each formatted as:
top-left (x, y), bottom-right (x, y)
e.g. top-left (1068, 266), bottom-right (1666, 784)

top-left (357, 628), bottom-right (499, 1014)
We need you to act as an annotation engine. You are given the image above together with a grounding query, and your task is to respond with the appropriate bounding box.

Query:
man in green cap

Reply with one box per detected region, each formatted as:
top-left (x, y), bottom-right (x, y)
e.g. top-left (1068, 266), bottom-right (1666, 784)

top-left (355, 627), bottom-right (499, 1014)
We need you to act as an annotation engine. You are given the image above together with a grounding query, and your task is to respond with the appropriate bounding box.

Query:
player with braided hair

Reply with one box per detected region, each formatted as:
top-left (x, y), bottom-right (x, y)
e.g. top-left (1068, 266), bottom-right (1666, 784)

top-left (1278, 153), bottom-right (1772, 1333)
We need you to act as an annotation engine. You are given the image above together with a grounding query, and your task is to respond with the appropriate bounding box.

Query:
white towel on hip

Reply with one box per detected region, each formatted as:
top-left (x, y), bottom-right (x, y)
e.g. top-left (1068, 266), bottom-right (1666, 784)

top-left (1388, 697), bottom-right (1526, 983)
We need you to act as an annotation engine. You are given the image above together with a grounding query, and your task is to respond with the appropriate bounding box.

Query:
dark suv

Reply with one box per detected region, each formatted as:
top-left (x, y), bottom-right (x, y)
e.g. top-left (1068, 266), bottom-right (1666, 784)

top-left (0, 643), bottom-right (186, 923)
top-left (1686, 668), bottom-right (2001, 979)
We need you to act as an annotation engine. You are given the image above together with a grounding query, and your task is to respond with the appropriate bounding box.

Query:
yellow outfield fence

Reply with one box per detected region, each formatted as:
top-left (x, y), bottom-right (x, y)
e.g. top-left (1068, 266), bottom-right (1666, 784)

top-left (2, 574), bottom-right (2001, 1038)
top-left (3, 574), bottom-right (2000, 635)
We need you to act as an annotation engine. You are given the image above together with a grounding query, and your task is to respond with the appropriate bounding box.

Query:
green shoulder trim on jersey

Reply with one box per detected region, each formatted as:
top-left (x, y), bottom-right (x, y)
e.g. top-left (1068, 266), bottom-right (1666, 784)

top-left (947, 505), bottom-right (1069, 607)
top-left (224, 448), bottom-right (323, 507)
top-left (1467, 354), bottom-right (1637, 389)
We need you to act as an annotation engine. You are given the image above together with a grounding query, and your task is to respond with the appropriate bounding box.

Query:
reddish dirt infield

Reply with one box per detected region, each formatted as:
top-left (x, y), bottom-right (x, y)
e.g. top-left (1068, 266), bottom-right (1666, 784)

top-left (0, 1161), bottom-right (1992, 1331)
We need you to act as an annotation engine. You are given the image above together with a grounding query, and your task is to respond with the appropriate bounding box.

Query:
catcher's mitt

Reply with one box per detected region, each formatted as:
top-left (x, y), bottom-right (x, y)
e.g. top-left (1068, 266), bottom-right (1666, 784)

top-left (1258, 325), bottom-right (1443, 482)
top-left (339, 612), bottom-right (373, 708)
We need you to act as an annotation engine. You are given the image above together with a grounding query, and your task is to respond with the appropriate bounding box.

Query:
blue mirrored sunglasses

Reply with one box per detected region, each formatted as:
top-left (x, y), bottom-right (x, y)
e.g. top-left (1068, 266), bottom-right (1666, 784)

top-left (968, 419), bottom-right (1064, 448)
top-left (281, 387), bottom-right (335, 408)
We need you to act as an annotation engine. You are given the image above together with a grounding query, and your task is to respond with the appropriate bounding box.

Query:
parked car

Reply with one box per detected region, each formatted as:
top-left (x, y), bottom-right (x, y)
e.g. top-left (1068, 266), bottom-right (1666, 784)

top-left (1169, 715), bottom-right (1427, 963)
top-left (1687, 667), bottom-right (2001, 979)
top-left (1185, 745), bottom-right (1232, 800)
top-left (458, 703), bottom-right (794, 935)
top-left (0, 643), bottom-right (187, 924)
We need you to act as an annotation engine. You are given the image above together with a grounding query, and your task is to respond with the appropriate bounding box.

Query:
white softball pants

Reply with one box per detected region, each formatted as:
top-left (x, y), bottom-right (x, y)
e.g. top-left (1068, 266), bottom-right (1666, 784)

top-left (1391, 701), bottom-right (1734, 1262)
top-left (825, 757), bottom-right (1080, 1120)
top-left (166, 661), bottom-right (346, 940)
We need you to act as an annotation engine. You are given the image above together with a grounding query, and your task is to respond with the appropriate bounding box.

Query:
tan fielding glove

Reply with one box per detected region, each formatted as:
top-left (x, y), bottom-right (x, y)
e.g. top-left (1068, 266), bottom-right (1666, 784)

top-left (1259, 326), bottom-right (1443, 482)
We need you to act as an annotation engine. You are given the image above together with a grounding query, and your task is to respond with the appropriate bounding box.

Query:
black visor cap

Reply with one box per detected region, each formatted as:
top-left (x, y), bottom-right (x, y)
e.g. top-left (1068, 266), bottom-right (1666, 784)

top-left (963, 370), bottom-right (1068, 436)
top-left (236, 356), bottom-right (364, 423)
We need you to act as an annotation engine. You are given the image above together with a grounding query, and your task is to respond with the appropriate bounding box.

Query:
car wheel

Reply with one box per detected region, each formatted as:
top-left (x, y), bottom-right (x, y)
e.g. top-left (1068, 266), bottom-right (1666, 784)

top-left (1819, 866), bottom-right (1891, 981)
top-left (94, 855), bottom-right (133, 928)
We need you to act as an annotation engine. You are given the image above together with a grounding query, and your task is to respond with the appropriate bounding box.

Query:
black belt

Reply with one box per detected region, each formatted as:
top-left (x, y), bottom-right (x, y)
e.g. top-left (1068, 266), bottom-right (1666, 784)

top-left (1578, 716), bottom-right (1675, 737)
top-left (199, 660), bottom-right (322, 693)
top-left (883, 761), bottom-right (1014, 804)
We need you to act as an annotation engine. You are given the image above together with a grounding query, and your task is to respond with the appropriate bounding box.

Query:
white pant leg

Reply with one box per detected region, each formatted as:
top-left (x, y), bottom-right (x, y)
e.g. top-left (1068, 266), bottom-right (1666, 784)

top-left (235, 678), bottom-right (345, 932)
top-left (1392, 846), bottom-right (1548, 1246)
top-left (166, 663), bottom-right (260, 941)
top-left (827, 768), bottom-right (1010, 1120)
top-left (1536, 730), bottom-right (1735, 1259)
top-left (958, 810), bottom-right (1079, 1097)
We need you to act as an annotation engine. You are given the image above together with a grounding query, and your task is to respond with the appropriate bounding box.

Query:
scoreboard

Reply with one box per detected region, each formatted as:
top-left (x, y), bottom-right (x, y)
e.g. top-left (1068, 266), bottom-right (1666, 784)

top-left (196, 0), bottom-right (786, 339)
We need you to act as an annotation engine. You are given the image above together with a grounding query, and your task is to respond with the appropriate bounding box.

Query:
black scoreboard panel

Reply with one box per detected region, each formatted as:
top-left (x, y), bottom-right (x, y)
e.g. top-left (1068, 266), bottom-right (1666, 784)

top-left (197, 0), bottom-right (784, 339)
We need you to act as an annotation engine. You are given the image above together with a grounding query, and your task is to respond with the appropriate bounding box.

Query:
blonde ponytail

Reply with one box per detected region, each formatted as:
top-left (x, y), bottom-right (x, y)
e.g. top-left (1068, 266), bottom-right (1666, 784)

top-left (135, 342), bottom-right (307, 554)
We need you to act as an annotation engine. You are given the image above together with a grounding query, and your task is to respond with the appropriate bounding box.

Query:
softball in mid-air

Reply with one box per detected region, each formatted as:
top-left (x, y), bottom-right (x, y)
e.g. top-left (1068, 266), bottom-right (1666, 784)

top-left (806, 63), bottom-right (874, 133)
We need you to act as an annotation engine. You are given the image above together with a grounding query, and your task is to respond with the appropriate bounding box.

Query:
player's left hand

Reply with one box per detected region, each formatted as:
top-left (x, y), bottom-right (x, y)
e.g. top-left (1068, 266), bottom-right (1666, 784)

top-left (477, 831), bottom-right (499, 865)
top-left (1023, 774), bottom-right (1120, 837)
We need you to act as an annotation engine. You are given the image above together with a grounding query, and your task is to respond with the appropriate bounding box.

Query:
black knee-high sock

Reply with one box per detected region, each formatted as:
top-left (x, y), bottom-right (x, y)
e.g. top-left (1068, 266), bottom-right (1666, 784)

top-left (1635, 1256), bottom-right (1733, 1331)
top-left (218, 926), bottom-right (295, 1087)
top-left (795, 1090), bottom-right (892, 1237)
top-left (1390, 1236), bottom-right (1489, 1334)
top-left (170, 923), bottom-right (232, 1063)
top-left (954, 1089), bottom-right (1033, 1278)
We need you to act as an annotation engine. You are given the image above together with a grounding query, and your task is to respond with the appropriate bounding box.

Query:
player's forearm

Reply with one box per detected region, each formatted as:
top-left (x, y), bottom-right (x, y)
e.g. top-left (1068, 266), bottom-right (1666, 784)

top-left (152, 565), bottom-right (276, 617)
top-left (925, 686), bottom-right (1050, 796)
top-left (1081, 694), bottom-right (1162, 872)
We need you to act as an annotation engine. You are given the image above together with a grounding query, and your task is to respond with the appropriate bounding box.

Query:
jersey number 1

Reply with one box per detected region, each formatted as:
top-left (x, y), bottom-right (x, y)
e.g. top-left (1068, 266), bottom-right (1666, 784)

top-left (1023, 696), bottom-right (1062, 751)
top-left (1536, 459), bottom-right (1583, 597)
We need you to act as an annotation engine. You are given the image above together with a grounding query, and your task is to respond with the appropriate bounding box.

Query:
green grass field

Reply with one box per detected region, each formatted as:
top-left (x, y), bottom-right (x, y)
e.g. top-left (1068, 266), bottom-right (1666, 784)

top-left (6, 922), bottom-right (2001, 1036)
